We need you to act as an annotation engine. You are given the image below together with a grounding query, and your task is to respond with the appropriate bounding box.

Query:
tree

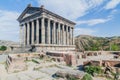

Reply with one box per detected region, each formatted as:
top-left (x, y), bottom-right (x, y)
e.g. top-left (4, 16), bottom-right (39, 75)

top-left (111, 44), bottom-right (119, 51)
top-left (0, 46), bottom-right (7, 51)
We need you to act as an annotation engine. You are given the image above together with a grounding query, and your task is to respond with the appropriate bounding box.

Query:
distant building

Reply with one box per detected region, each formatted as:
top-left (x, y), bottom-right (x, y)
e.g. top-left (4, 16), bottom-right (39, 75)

top-left (17, 4), bottom-right (76, 52)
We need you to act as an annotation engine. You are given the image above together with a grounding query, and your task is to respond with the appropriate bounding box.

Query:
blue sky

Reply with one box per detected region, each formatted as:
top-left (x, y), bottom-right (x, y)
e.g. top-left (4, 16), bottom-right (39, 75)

top-left (0, 0), bottom-right (120, 42)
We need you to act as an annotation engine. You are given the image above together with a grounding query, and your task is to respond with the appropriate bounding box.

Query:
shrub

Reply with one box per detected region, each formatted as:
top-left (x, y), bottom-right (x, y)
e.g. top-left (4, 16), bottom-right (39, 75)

top-left (81, 74), bottom-right (93, 80)
top-left (0, 46), bottom-right (7, 51)
top-left (84, 66), bottom-right (103, 76)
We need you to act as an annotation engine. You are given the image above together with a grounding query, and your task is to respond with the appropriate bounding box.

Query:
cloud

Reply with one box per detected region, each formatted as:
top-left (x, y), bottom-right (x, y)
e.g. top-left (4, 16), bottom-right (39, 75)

top-left (0, 10), bottom-right (19, 41)
top-left (105, 0), bottom-right (120, 9)
top-left (77, 18), bottom-right (111, 26)
top-left (37, 0), bottom-right (104, 20)
top-left (74, 28), bottom-right (96, 36)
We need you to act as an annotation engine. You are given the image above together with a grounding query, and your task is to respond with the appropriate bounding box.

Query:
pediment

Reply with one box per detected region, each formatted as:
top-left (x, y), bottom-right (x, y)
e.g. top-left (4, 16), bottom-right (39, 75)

top-left (17, 7), bottom-right (40, 21)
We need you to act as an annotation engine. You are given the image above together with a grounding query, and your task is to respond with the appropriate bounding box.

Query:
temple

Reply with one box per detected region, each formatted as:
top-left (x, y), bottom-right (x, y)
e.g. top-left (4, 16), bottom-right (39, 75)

top-left (17, 4), bottom-right (76, 52)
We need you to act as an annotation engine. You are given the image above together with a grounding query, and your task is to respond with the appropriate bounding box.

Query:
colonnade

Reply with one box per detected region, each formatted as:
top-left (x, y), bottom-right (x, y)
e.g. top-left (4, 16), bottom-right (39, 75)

top-left (20, 17), bottom-right (74, 46)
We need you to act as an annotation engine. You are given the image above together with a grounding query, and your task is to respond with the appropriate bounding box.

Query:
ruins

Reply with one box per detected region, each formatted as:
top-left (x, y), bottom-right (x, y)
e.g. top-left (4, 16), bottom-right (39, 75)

top-left (2, 4), bottom-right (120, 80)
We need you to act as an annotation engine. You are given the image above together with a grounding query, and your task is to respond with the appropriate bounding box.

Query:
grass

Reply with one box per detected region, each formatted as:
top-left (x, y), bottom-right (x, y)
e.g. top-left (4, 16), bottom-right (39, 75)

top-left (32, 59), bottom-right (40, 64)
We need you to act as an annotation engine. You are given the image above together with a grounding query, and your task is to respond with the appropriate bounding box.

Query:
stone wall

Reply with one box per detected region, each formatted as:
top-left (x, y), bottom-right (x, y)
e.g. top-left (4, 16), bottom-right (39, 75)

top-left (6, 53), bottom-right (45, 73)
top-left (83, 60), bottom-right (120, 67)
top-left (47, 51), bottom-right (77, 66)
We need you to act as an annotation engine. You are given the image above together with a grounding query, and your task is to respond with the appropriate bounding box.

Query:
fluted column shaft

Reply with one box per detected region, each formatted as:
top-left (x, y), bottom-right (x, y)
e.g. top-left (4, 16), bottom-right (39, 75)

top-left (72, 28), bottom-right (74, 45)
top-left (27, 22), bottom-right (30, 45)
top-left (31, 21), bottom-right (34, 44)
top-left (41, 17), bottom-right (45, 44)
top-left (62, 25), bottom-right (64, 45)
top-left (23, 24), bottom-right (26, 45)
top-left (60, 25), bottom-right (62, 45)
top-left (58, 23), bottom-right (60, 45)
top-left (66, 25), bottom-right (68, 45)
top-left (36, 19), bottom-right (39, 44)
top-left (20, 25), bottom-right (23, 45)
top-left (53, 21), bottom-right (56, 44)
top-left (70, 27), bottom-right (72, 45)
top-left (47, 19), bottom-right (50, 44)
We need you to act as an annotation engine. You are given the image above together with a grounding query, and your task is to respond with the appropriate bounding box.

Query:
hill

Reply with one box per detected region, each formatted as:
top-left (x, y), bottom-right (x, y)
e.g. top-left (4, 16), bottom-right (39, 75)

top-left (0, 40), bottom-right (18, 47)
top-left (75, 35), bottom-right (120, 51)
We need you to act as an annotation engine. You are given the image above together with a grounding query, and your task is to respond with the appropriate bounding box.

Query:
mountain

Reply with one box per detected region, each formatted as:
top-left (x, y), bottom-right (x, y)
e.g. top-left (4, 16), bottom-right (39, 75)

top-left (0, 40), bottom-right (18, 47)
top-left (75, 35), bottom-right (120, 51)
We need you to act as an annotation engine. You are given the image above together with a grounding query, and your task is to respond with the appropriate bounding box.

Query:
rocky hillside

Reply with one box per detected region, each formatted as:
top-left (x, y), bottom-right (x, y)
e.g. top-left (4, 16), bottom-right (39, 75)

top-left (0, 40), bottom-right (18, 47)
top-left (75, 35), bottom-right (120, 51)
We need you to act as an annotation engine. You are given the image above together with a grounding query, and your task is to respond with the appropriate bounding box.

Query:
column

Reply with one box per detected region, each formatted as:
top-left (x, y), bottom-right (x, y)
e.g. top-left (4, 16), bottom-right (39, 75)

top-left (24, 24), bottom-right (27, 45)
top-left (66, 25), bottom-right (68, 45)
top-left (62, 24), bottom-right (64, 45)
top-left (20, 25), bottom-right (23, 45)
top-left (64, 25), bottom-right (66, 45)
top-left (41, 17), bottom-right (45, 44)
top-left (47, 19), bottom-right (50, 44)
top-left (72, 28), bottom-right (74, 45)
top-left (68, 27), bottom-right (70, 45)
top-left (60, 25), bottom-right (62, 45)
top-left (69, 26), bottom-right (71, 45)
top-left (36, 19), bottom-right (39, 44)
top-left (70, 27), bottom-right (72, 45)
top-left (31, 21), bottom-right (34, 44)
top-left (53, 21), bottom-right (56, 44)
top-left (58, 23), bottom-right (60, 45)
top-left (27, 22), bottom-right (30, 45)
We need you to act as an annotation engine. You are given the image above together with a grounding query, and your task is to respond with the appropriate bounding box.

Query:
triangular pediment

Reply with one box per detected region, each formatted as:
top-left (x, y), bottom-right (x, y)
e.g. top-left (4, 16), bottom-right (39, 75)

top-left (17, 6), bottom-right (40, 21)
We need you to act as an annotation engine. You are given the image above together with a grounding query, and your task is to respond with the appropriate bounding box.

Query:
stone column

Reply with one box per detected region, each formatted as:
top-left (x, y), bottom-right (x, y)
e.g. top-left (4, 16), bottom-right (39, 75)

top-left (72, 28), bottom-right (74, 45)
top-left (36, 19), bottom-right (39, 44)
top-left (68, 26), bottom-right (70, 45)
top-left (70, 27), bottom-right (72, 45)
top-left (64, 25), bottom-right (67, 45)
top-left (53, 21), bottom-right (56, 44)
top-left (41, 17), bottom-right (45, 44)
top-left (31, 21), bottom-right (34, 44)
top-left (23, 24), bottom-right (26, 45)
top-left (20, 25), bottom-right (23, 45)
top-left (47, 19), bottom-right (50, 44)
top-left (60, 25), bottom-right (62, 45)
top-left (58, 23), bottom-right (60, 45)
top-left (27, 22), bottom-right (30, 45)
top-left (62, 24), bottom-right (64, 45)
top-left (66, 25), bottom-right (68, 45)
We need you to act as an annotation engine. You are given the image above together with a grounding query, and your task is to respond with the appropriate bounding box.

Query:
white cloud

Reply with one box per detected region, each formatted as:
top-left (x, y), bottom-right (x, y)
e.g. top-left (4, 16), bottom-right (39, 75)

top-left (77, 18), bottom-right (111, 26)
top-left (0, 10), bottom-right (19, 41)
top-left (74, 28), bottom-right (96, 36)
top-left (105, 0), bottom-right (120, 9)
top-left (37, 0), bottom-right (104, 20)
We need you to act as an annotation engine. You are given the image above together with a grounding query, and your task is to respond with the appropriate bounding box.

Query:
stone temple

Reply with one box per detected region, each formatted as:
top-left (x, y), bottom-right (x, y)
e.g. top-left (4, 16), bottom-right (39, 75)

top-left (17, 4), bottom-right (76, 52)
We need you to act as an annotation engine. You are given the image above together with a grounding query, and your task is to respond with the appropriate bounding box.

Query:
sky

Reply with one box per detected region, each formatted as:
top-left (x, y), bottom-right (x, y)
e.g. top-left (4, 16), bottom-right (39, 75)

top-left (0, 0), bottom-right (120, 42)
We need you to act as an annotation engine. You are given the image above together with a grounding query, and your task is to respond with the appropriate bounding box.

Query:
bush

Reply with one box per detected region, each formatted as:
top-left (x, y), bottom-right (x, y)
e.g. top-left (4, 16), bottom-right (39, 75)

top-left (81, 74), bottom-right (93, 80)
top-left (84, 66), bottom-right (103, 76)
top-left (0, 46), bottom-right (7, 51)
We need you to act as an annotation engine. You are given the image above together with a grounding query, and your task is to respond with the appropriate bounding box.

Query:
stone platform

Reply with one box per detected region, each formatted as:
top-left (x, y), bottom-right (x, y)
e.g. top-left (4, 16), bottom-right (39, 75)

top-left (11, 44), bottom-right (75, 53)
top-left (34, 44), bottom-right (75, 52)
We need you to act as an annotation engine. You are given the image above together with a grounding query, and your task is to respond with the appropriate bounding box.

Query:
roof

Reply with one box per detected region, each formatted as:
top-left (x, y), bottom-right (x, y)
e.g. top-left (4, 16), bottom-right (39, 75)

top-left (17, 4), bottom-right (76, 25)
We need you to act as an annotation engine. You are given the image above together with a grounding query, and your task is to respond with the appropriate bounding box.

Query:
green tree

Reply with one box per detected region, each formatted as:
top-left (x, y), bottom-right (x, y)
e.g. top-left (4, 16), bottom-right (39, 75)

top-left (0, 46), bottom-right (7, 51)
top-left (111, 44), bottom-right (119, 51)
